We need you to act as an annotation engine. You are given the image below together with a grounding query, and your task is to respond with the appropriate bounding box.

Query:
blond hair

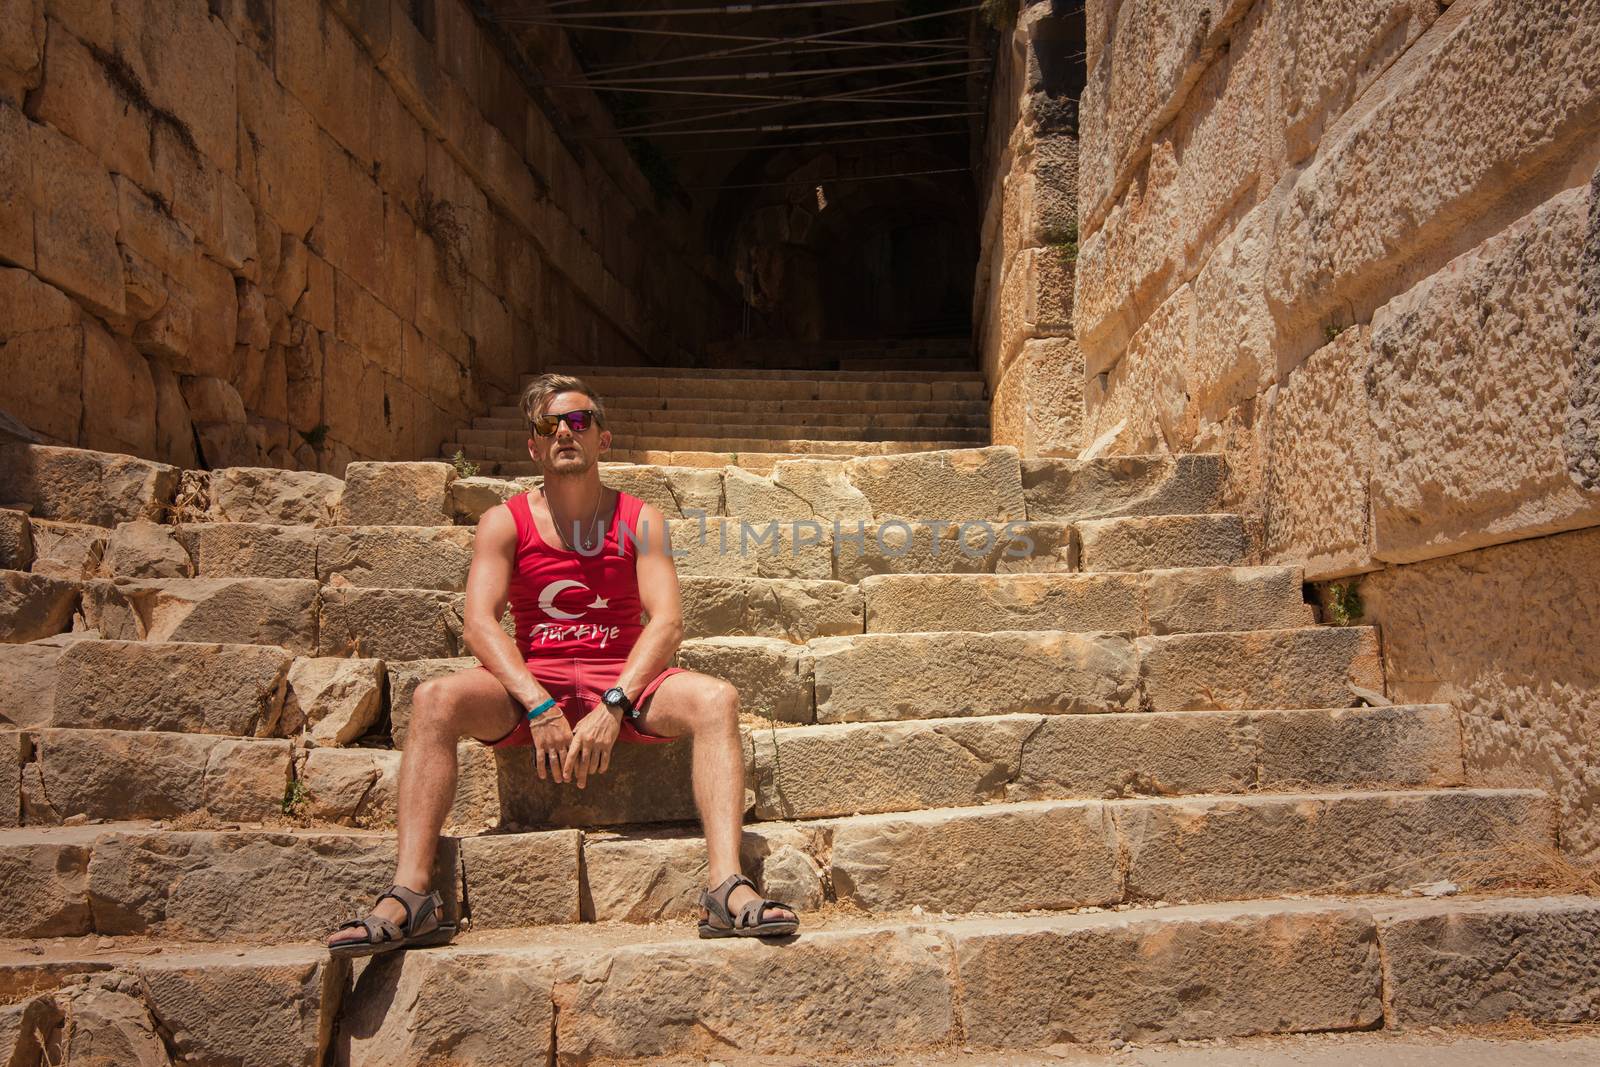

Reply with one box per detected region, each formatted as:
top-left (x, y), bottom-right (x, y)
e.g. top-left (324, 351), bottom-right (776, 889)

top-left (519, 373), bottom-right (608, 428)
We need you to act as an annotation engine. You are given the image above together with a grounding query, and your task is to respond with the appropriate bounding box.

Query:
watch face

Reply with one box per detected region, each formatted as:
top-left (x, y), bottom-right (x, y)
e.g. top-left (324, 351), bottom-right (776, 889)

top-left (603, 687), bottom-right (624, 705)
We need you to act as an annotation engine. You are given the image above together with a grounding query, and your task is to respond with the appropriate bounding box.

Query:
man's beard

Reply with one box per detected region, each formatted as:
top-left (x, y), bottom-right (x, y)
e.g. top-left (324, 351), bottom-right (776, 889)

top-left (542, 445), bottom-right (596, 477)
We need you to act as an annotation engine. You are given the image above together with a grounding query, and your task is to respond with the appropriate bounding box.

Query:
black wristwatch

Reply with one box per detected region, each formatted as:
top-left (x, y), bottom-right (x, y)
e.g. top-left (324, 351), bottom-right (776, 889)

top-left (602, 686), bottom-right (638, 720)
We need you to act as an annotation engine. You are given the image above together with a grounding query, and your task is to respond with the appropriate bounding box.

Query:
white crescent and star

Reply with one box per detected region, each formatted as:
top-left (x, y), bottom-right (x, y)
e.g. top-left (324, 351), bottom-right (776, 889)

top-left (537, 580), bottom-right (610, 620)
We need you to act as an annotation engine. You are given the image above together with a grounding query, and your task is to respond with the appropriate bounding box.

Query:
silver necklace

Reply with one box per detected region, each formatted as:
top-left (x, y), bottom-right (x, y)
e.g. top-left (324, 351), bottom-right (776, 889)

top-left (544, 487), bottom-right (604, 553)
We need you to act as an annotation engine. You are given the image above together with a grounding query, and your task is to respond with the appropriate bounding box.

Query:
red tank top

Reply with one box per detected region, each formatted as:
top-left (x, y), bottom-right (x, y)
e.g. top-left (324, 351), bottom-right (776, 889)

top-left (504, 489), bottom-right (647, 659)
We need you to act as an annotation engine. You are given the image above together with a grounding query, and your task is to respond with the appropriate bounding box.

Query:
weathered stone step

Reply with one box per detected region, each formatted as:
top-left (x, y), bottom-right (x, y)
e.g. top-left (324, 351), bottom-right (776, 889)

top-left (491, 395), bottom-right (993, 418)
top-left (460, 421), bottom-right (991, 445)
top-left (526, 401), bottom-right (991, 425)
top-left (5, 896), bottom-right (1594, 1064)
top-left (746, 706), bottom-right (1463, 820)
top-left (606, 432), bottom-right (981, 451)
top-left (1024, 453), bottom-right (1225, 521)
top-left (792, 626), bottom-right (1382, 723)
top-left (858, 566), bottom-right (1312, 635)
top-left (0, 780), bottom-right (1536, 944)
top-left (0, 940), bottom-right (338, 1066)
top-left (11, 726), bottom-right (501, 830)
top-left (582, 788), bottom-right (1548, 921)
top-left (552, 376), bottom-right (987, 404)
top-left (541, 364), bottom-right (985, 383)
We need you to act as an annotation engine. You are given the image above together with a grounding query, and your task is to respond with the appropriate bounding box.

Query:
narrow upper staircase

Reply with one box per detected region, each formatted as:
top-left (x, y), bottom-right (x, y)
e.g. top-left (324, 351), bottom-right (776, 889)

top-left (442, 362), bottom-right (992, 474)
top-left (0, 434), bottom-right (1596, 1065)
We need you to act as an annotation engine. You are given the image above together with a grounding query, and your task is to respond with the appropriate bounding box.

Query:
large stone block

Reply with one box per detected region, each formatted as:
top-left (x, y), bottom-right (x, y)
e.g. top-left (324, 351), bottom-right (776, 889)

top-left (29, 120), bottom-right (123, 317)
top-left (1079, 0), bottom-right (1254, 229)
top-left (298, 742), bottom-right (500, 833)
top-left (282, 656), bottom-right (383, 745)
top-left (811, 630), bottom-right (1140, 723)
top-left (102, 519), bottom-right (191, 578)
top-left (338, 460), bottom-right (456, 526)
top-left (952, 901), bottom-right (1382, 1046)
top-left (51, 639), bottom-right (290, 736)
top-left (1023, 453), bottom-right (1223, 521)
top-left (341, 948), bottom-right (555, 1067)
top-left (1255, 704), bottom-right (1464, 791)
top-left (0, 102), bottom-right (30, 269)
top-left (1117, 788), bottom-right (1548, 904)
top-left (0, 570), bottom-right (76, 643)
top-left (316, 525), bottom-right (474, 590)
top-left (679, 576), bottom-right (862, 642)
top-left (86, 828), bottom-right (460, 940)
top-left (317, 585), bottom-right (464, 660)
top-left (991, 336), bottom-right (1085, 459)
top-left (1369, 183), bottom-right (1600, 563)
top-left (1077, 513), bottom-right (1249, 572)
top-left (1264, 325), bottom-right (1376, 578)
top-left (208, 466), bottom-right (343, 525)
top-left (457, 829), bottom-right (582, 928)
top-left (0, 828), bottom-right (91, 937)
top-left (0, 509), bottom-right (32, 571)
top-left (1377, 897), bottom-right (1600, 1026)
top-left (842, 446), bottom-right (1026, 521)
top-left (22, 518), bottom-right (104, 580)
top-left (0, 443), bottom-right (177, 526)
top-left (602, 464), bottom-right (724, 519)
top-left (578, 825), bottom-right (820, 923)
top-left (836, 519), bottom-right (1074, 581)
top-left (830, 800), bottom-right (1120, 914)
top-left (80, 576), bottom-right (320, 651)
top-left (174, 522), bottom-right (317, 579)
top-left (1266, 0), bottom-right (1600, 341)
top-left (1137, 626), bottom-right (1384, 711)
top-left (0, 635), bottom-right (83, 728)
top-left (751, 715), bottom-right (1039, 820)
top-left (132, 948), bottom-right (336, 1067)
top-left (236, 47), bottom-right (321, 235)
top-left (863, 571), bottom-right (1143, 634)
top-left (1362, 526), bottom-right (1600, 858)
top-left (24, 728), bottom-right (291, 823)
top-left (675, 636), bottom-right (813, 724)
top-left (109, 0), bottom-right (237, 174)
top-left (495, 735), bottom-right (704, 829)
top-left (553, 926), bottom-right (955, 1062)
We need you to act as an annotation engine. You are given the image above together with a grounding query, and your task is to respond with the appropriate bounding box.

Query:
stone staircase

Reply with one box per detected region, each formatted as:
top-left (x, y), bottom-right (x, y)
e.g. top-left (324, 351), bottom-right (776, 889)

top-left (441, 363), bottom-right (992, 475)
top-left (0, 439), bottom-right (1596, 1065)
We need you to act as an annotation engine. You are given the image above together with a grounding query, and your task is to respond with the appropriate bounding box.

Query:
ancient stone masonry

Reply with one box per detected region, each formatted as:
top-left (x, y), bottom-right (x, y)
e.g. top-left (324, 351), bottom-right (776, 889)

top-left (0, 0), bottom-right (734, 474)
top-left (1073, 0), bottom-right (1600, 857)
top-left (975, 0), bottom-right (1087, 458)
top-left (1, 437), bottom-right (1598, 1062)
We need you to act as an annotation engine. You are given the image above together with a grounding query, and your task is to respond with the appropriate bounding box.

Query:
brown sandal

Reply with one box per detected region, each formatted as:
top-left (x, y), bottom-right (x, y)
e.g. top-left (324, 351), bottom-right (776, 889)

top-left (698, 874), bottom-right (799, 939)
top-left (328, 883), bottom-right (456, 958)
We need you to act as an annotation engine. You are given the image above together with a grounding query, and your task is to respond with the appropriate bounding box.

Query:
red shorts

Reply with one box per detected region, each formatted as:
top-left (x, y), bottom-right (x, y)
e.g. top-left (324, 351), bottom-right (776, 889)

top-left (476, 657), bottom-right (685, 750)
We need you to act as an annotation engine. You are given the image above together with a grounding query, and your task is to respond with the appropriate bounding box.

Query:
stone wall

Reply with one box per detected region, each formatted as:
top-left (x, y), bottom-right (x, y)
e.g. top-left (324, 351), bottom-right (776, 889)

top-left (973, 1), bottom-right (1085, 458)
top-left (1076, 0), bottom-right (1600, 853)
top-left (0, 0), bottom-right (733, 473)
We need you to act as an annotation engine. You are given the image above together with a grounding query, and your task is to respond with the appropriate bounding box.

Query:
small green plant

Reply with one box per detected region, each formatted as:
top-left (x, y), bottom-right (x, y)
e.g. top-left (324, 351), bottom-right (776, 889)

top-left (1324, 322), bottom-right (1349, 344)
top-left (282, 778), bottom-right (309, 818)
top-left (299, 423), bottom-right (330, 448)
top-left (1321, 581), bottom-right (1364, 627)
top-left (451, 449), bottom-right (480, 478)
top-left (1042, 218), bottom-right (1079, 261)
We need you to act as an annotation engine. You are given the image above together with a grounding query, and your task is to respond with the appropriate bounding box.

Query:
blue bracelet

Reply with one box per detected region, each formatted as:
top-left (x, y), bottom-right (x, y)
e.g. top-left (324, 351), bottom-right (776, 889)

top-left (525, 697), bottom-right (558, 721)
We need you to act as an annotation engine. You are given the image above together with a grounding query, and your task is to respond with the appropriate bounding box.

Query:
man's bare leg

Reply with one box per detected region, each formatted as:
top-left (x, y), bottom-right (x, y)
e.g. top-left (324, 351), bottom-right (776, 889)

top-left (634, 671), bottom-right (797, 925)
top-left (327, 668), bottom-right (520, 948)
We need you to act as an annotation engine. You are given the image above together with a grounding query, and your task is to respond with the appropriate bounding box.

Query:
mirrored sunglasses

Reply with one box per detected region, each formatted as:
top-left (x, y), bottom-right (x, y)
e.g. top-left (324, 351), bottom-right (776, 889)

top-left (532, 409), bottom-right (601, 436)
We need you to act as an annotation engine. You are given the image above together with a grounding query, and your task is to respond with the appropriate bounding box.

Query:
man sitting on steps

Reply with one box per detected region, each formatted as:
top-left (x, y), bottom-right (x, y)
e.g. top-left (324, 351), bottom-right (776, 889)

top-left (327, 373), bottom-right (800, 955)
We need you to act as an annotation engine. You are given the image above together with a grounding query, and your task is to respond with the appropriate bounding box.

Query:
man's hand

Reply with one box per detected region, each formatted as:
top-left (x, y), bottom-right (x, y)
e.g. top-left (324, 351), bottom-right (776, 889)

top-left (563, 704), bottom-right (622, 789)
top-left (529, 710), bottom-right (575, 783)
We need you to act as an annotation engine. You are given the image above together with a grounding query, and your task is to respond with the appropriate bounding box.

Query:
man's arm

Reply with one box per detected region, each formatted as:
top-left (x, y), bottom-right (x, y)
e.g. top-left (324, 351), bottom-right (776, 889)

top-left (610, 502), bottom-right (684, 700)
top-left (562, 502), bottom-right (683, 787)
top-left (463, 504), bottom-right (549, 712)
